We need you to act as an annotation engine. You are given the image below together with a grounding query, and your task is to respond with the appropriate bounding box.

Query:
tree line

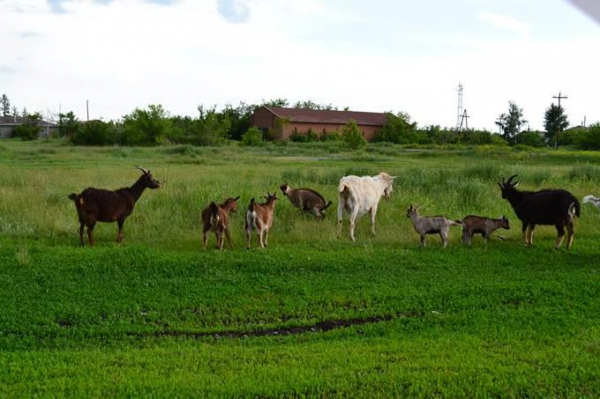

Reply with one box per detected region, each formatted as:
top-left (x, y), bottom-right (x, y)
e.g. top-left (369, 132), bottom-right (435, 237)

top-left (2, 93), bottom-right (599, 150)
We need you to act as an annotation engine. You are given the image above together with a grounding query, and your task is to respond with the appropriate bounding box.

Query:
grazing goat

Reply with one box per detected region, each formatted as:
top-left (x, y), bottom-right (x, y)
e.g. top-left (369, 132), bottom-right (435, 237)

top-left (498, 175), bottom-right (580, 249)
top-left (406, 205), bottom-right (461, 248)
top-left (583, 195), bottom-right (600, 215)
top-left (280, 183), bottom-right (332, 218)
top-left (201, 196), bottom-right (239, 250)
top-left (68, 166), bottom-right (160, 246)
top-left (461, 215), bottom-right (510, 245)
top-left (337, 172), bottom-right (396, 241)
top-left (246, 192), bottom-right (278, 249)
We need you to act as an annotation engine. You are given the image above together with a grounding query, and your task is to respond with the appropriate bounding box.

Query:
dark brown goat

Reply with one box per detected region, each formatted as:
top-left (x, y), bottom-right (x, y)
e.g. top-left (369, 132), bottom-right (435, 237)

top-left (68, 166), bottom-right (160, 246)
top-left (280, 183), bottom-right (332, 217)
top-left (461, 215), bottom-right (510, 245)
top-left (201, 196), bottom-right (239, 250)
top-left (498, 175), bottom-right (580, 249)
top-left (245, 192), bottom-right (278, 249)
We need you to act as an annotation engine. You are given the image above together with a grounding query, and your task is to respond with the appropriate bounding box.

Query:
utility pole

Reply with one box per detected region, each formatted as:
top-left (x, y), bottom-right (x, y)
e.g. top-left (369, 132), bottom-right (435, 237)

top-left (86, 100), bottom-right (90, 121)
top-left (552, 91), bottom-right (568, 107)
top-left (456, 83), bottom-right (464, 129)
top-left (458, 109), bottom-right (470, 131)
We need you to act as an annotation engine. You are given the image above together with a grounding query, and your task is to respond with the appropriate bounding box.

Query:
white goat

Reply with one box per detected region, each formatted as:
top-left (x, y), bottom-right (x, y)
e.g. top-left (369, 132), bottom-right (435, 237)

top-left (337, 172), bottom-right (396, 241)
top-left (583, 195), bottom-right (600, 214)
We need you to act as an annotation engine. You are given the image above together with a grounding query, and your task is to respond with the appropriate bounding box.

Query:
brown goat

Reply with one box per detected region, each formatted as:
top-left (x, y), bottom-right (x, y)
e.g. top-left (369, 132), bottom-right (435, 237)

top-left (245, 192), bottom-right (278, 249)
top-left (461, 215), bottom-right (510, 245)
top-left (201, 196), bottom-right (239, 250)
top-left (280, 183), bottom-right (332, 217)
top-left (68, 166), bottom-right (160, 246)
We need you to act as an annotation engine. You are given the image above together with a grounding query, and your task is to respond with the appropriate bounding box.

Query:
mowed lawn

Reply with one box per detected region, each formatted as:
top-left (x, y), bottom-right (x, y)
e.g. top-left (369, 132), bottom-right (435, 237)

top-left (1, 139), bottom-right (600, 397)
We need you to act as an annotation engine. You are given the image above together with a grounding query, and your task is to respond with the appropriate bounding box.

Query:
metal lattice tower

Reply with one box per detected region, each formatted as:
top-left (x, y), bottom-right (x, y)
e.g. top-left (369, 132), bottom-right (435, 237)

top-left (456, 83), bottom-right (464, 129)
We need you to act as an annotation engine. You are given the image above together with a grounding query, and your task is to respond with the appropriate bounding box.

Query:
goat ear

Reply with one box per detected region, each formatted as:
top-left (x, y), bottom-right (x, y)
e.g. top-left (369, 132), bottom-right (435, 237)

top-left (234, 196), bottom-right (240, 201)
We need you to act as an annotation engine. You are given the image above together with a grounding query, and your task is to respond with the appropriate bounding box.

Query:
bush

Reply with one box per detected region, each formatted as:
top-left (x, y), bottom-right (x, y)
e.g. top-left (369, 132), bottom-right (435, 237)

top-left (577, 123), bottom-right (600, 150)
top-left (342, 119), bottom-right (366, 149)
top-left (70, 120), bottom-right (116, 146)
top-left (320, 130), bottom-right (340, 142)
top-left (289, 128), bottom-right (319, 143)
top-left (515, 131), bottom-right (546, 148)
top-left (13, 113), bottom-right (42, 141)
top-left (241, 127), bottom-right (264, 146)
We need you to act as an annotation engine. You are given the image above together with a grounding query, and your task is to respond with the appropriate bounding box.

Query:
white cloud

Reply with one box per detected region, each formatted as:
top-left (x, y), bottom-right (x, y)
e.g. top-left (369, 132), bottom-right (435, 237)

top-left (478, 12), bottom-right (531, 38)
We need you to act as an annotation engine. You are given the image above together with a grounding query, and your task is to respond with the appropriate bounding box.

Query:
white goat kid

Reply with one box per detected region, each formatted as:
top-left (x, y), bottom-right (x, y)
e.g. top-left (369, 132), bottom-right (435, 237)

top-left (337, 172), bottom-right (396, 241)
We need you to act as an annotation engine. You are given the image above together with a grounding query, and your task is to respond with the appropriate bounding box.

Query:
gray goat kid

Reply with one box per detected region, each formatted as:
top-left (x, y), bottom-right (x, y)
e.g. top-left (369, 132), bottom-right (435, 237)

top-left (280, 183), bottom-right (332, 218)
top-left (406, 205), bottom-right (461, 248)
top-left (461, 215), bottom-right (510, 245)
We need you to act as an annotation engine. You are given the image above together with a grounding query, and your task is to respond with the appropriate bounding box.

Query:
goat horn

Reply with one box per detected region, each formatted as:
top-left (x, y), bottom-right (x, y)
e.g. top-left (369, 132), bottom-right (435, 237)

top-left (234, 196), bottom-right (240, 201)
top-left (506, 175), bottom-right (518, 184)
top-left (135, 166), bottom-right (149, 174)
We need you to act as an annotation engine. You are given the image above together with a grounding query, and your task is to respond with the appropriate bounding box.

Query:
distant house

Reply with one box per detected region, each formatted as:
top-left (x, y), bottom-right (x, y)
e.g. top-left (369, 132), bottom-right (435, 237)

top-left (0, 116), bottom-right (59, 138)
top-left (250, 106), bottom-right (387, 141)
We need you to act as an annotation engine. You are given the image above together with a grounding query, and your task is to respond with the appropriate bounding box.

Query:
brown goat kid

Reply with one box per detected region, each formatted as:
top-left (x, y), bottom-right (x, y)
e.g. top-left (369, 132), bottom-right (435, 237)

top-left (201, 197), bottom-right (239, 250)
top-left (461, 215), bottom-right (510, 245)
top-left (246, 192), bottom-right (278, 249)
top-left (68, 166), bottom-right (160, 246)
top-left (280, 183), bottom-right (332, 217)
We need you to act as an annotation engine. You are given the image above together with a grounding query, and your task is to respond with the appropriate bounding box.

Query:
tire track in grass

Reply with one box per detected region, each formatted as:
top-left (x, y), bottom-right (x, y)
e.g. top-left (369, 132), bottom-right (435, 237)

top-left (138, 311), bottom-right (424, 340)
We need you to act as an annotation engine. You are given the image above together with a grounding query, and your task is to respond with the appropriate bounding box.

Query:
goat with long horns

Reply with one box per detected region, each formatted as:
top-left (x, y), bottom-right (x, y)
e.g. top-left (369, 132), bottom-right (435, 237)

top-left (498, 174), bottom-right (580, 249)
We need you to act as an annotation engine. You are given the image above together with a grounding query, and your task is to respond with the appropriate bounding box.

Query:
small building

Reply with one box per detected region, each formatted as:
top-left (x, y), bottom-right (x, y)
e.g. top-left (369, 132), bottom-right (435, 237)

top-left (250, 106), bottom-right (387, 141)
top-left (0, 116), bottom-right (59, 138)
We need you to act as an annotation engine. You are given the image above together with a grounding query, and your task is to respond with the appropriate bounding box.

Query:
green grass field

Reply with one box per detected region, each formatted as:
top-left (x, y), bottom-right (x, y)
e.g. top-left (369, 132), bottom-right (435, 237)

top-left (1, 139), bottom-right (600, 397)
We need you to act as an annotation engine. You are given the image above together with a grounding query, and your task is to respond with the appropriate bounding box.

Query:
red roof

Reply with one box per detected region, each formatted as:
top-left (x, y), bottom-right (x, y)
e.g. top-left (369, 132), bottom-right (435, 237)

top-left (264, 107), bottom-right (387, 126)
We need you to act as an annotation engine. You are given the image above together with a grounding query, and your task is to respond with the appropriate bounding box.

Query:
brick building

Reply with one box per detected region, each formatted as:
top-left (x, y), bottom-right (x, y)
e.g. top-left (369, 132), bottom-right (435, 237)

top-left (250, 106), bottom-right (387, 141)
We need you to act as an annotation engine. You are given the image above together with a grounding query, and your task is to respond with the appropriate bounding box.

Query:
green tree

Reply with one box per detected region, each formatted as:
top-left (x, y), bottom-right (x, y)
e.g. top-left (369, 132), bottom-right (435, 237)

top-left (121, 104), bottom-right (171, 145)
top-left (577, 123), bottom-right (600, 150)
top-left (70, 120), bottom-right (116, 146)
top-left (375, 112), bottom-right (417, 144)
top-left (544, 104), bottom-right (569, 148)
top-left (58, 111), bottom-right (80, 138)
top-left (261, 98), bottom-right (289, 108)
top-left (342, 119), bottom-right (366, 149)
top-left (13, 112), bottom-right (42, 141)
top-left (1, 94), bottom-right (10, 117)
top-left (498, 101), bottom-right (527, 144)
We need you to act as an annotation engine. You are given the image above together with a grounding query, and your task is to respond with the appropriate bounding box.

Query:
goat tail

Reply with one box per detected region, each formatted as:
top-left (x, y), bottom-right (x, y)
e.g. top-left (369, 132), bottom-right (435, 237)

top-left (248, 197), bottom-right (255, 212)
top-left (209, 202), bottom-right (220, 225)
top-left (322, 200), bottom-right (333, 211)
top-left (68, 193), bottom-right (78, 202)
top-left (570, 200), bottom-right (581, 218)
top-left (450, 220), bottom-right (462, 227)
top-left (338, 181), bottom-right (349, 194)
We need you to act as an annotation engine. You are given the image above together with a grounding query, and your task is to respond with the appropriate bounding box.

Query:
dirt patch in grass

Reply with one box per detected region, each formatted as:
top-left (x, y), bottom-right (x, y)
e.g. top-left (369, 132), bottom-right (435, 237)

top-left (146, 312), bottom-right (423, 340)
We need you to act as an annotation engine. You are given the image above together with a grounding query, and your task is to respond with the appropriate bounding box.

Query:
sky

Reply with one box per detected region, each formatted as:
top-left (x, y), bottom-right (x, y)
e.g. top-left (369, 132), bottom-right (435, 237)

top-left (0, 0), bottom-right (598, 131)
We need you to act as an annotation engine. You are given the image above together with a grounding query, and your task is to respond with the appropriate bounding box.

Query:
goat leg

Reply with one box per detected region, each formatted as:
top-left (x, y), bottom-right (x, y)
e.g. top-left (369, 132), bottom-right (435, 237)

top-left (116, 219), bottom-right (125, 244)
top-left (79, 222), bottom-right (85, 247)
top-left (566, 222), bottom-right (575, 249)
top-left (87, 224), bottom-right (96, 246)
top-left (554, 225), bottom-right (565, 249)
